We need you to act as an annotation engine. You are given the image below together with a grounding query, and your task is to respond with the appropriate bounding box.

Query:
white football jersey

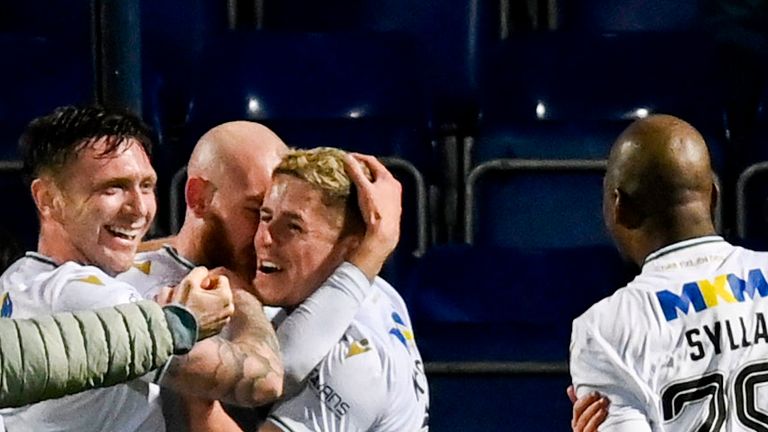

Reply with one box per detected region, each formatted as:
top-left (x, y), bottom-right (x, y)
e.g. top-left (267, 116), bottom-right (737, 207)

top-left (0, 253), bottom-right (164, 432)
top-left (118, 245), bottom-right (195, 300)
top-left (267, 277), bottom-right (430, 432)
top-left (571, 236), bottom-right (768, 431)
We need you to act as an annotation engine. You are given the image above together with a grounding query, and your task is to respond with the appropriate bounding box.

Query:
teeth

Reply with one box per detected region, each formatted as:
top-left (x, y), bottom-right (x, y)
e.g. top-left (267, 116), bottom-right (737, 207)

top-left (107, 225), bottom-right (142, 240)
top-left (259, 260), bottom-right (282, 273)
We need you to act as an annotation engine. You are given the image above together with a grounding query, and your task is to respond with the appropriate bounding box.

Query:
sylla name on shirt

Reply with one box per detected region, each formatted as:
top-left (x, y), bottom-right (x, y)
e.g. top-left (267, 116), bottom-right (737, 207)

top-left (685, 312), bottom-right (768, 361)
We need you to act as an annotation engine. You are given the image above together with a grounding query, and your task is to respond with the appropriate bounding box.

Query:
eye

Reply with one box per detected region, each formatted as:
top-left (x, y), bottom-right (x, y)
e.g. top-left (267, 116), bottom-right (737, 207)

top-left (260, 212), bottom-right (272, 223)
top-left (103, 185), bottom-right (122, 195)
top-left (141, 180), bottom-right (156, 193)
top-left (288, 223), bottom-right (304, 233)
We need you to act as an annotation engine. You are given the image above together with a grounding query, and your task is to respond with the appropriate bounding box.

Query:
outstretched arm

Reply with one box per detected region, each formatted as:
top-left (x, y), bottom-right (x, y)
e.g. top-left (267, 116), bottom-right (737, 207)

top-left (0, 299), bottom-right (218, 409)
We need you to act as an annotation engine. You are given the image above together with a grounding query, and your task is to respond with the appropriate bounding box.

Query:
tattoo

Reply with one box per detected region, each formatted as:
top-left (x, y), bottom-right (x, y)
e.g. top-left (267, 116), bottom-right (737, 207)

top-left (163, 292), bottom-right (284, 406)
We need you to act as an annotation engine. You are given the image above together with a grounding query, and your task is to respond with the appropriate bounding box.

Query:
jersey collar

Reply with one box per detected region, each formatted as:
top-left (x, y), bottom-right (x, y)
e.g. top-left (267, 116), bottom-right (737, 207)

top-left (162, 245), bottom-right (196, 270)
top-left (25, 252), bottom-right (59, 268)
top-left (643, 235), bottom-right (726, 266)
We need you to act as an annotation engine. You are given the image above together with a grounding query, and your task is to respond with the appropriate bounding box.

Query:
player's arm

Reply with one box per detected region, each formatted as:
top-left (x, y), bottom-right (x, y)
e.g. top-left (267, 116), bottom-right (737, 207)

top-left (265, 339), bottom-right (385, 432)
top-left (0, 300), bottom-right (186, 408)
top-left (567, 385), bottom-right (609, 432)
top-left (277, 153), bottom-right (402, 395)
top-left (570, 319), bottom-right (653, 432)
top-left (162, 272), bottom-right (283, 407)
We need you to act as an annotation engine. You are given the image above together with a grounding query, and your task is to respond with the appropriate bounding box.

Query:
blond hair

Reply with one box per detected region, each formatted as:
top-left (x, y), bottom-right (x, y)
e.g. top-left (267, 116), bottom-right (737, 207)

top-left (275, 147), bottom-right (371, 233)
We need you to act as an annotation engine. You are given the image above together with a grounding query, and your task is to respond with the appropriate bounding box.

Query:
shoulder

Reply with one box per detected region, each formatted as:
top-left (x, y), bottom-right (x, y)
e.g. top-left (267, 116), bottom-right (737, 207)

top-left (573, 277), bottom-right (661, 351)
top-left (51, 263), bottom-right (142, 310)
top-left (117, 246), bottom-right (192, 297)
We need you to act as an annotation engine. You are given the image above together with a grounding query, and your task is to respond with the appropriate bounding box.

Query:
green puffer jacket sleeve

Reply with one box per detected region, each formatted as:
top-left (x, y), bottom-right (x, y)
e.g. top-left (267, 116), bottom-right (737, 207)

top-left (0, 300), bottom-right (186, 408)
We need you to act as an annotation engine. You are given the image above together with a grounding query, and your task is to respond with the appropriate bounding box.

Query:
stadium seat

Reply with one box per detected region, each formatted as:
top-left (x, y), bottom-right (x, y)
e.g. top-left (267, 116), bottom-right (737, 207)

top-left (140, 0), bottom-right (229, 144)
top-left (466, 159), bottom-right (609, 248)
top-left (427, 373), bottom-right (573, 432)
top-left (261, 0), bottom-right (498, 122)
top-left (178, 31), bottom-right (434, 279)
top-left (474, 32), bottom-right (725, 164)
top-left (736, 161), bottom-right (768, 247)
top-left (402, 244), bottom-right (631, 362)
top-left (466, 32), bottom-right (727, 246)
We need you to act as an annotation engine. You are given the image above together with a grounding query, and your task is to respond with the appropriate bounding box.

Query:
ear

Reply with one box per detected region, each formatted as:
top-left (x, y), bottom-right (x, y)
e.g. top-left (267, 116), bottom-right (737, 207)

top-left (338, 233), bottom-right (363, 261)
top-left (31, 177), bottom-right (61, 221)
top-left (185, 176), bottom-right (215, 218)
top-left (614, 187), bottom-right (644, 230)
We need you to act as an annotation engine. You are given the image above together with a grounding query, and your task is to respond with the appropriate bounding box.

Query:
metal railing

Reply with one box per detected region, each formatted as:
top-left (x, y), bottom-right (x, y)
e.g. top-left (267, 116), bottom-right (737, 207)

top-left (465, 158), bottom-right (724, 244)
top-left (464, 159), bottom-right (607, 245)
top-left (736, 161), bottom-right (768, 240)
top-left (425, 360), bottom-right (568, 376)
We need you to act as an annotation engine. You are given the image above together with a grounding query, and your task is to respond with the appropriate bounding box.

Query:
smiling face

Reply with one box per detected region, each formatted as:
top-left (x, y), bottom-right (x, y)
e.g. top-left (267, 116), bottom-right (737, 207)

top-left (43, 138), bottom-right (157, 275)
top-left (253, 174), bottom-right (358, 307)
top-left (202, 156), bottom-right (278, 281)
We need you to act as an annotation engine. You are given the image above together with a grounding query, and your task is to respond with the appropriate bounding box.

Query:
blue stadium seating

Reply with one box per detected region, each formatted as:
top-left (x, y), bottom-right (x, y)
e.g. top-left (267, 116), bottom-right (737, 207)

top-left (476, 32), bottom-right (725, 162)
top-left (467, 32), bottom-right (727, 248)
top-left (140, 0), bottom-right (228, 143)
top-left (179, 31), bottom-right (434, 279)
top-left (261, 0), bottom-right (498, 122)
top-left (402, 244), bottom-right (631, 362)
top-left (466, 161), bottom-right (610, 249)
top-left (558, 0), bottom-right (703, 32)
top-left (736, 161), bottom-right (768, 247)
top-left (428, 374), bottom-right (574, 432)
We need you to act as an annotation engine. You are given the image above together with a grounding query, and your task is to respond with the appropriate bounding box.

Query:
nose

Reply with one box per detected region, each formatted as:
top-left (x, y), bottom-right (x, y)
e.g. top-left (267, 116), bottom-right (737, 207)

top-left (125, 186), bottom-right (152, 218)
top-left (255, 223), bottom-right (272, 250)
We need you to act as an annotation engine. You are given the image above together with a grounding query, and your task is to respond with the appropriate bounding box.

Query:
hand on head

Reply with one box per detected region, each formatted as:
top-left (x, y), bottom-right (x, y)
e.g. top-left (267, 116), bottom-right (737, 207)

top-left (155, 266), bottom-right (235, 340)
top-left (343, 153), bottom-right (402, 279)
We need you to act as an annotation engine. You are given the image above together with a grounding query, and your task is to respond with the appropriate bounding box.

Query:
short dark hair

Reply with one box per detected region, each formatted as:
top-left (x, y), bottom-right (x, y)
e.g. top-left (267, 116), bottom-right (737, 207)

top-left (20, 105), bottom-right (153, 185)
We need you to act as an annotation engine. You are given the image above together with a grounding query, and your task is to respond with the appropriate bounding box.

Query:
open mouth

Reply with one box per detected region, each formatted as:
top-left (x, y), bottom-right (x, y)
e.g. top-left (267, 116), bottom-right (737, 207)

top-left (105, 225), bottom-right (142, 241)
top-left (258, 260), bottom-right (282, 274)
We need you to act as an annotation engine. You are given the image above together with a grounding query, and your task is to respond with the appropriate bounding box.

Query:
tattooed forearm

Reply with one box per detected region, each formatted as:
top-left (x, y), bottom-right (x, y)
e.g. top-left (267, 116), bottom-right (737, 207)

top-left (162, 289), bottom-right (284, 406)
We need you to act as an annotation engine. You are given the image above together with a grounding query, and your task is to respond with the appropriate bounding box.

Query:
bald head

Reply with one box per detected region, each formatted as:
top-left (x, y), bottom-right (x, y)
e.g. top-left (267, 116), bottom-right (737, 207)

top-left (604, 115), bottom-right (717, 263)
top-left (176, 121), bottom-right (288, 280)
top-left (188, 121), bottom-right (287, 189)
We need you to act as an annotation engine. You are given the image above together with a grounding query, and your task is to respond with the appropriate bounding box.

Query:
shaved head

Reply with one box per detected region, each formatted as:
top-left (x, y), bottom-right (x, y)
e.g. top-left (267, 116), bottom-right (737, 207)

top-left (188, 121), bottom-right (286, 193)
top-left (604, 115), bottom-right (717, 264)
top-left (178, 121), bottom-right (288, 281)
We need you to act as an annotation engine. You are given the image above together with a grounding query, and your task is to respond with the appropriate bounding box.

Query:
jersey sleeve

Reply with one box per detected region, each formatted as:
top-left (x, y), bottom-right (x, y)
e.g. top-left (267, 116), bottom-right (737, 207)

top-left (49, 263), bottom-right (142, 312)
top-left (267, 337), bottom-right (386, 432)
top-left (277, 262), bottom-right (373, 395)
top-left (570, 315), bottom-right (655, 432)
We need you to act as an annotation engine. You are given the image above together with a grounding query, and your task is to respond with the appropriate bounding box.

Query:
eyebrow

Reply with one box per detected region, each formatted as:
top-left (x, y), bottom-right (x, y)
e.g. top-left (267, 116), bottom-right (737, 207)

top-left (244, 194), bottom-right (265, 205)
top-left (283, 211), bottom-right (305, 223)
top-left (94, 175), bottom-right (156, 188)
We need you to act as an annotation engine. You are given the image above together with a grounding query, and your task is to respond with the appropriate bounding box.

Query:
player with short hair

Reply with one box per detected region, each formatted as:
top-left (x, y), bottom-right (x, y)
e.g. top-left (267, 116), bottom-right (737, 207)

top-left (570, 114), bottom-right (768, 431)
top-left (0, 106), bottom-right (266, 432)
top-left (121, 122), bottom-right (404, 430)
top-left (185, 147), bottom-right (429, 432)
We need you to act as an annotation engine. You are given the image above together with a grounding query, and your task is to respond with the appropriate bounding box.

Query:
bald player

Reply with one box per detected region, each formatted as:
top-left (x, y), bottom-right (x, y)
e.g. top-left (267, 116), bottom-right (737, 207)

top-left (121, 121), bottom-right (401, 429)
top-left (569, 114), bottom-right (768, 431)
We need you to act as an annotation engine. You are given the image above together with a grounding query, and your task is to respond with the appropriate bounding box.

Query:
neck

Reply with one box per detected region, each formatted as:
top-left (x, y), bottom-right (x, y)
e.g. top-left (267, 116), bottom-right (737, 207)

top-left (172, 217), bottom-right (211, 266)
top-left (634, 213), bottom-right (717, 265)
top-left (37, 223), bottom-right (76, 265)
